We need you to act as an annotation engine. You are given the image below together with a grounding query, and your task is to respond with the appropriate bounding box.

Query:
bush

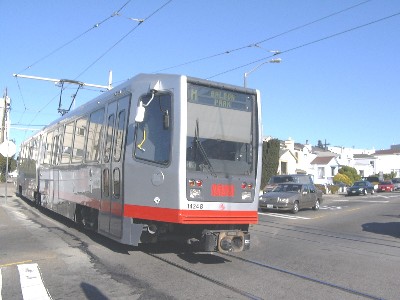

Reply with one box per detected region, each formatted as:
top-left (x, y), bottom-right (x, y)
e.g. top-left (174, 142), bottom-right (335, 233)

top-left (328, 185), bottom-right (340, 194)
top-left (333, 173), bottom-right (352, 186)
top-left (338, 166), bottom-right (360, 183)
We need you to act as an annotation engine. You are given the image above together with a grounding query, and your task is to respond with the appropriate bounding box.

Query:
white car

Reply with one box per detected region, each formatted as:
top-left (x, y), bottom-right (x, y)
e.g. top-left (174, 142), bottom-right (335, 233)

top-left (8, 170), bottom-right (18, 178)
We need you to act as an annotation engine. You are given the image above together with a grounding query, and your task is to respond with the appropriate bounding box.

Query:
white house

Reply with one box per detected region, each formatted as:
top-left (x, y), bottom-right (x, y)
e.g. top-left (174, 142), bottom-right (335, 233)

top-left (309, 155), bottom-right (340, 185)
top-left (374, 148), bottom-right (400, 177)
top-left (352, 154), bottom-right (376, 177)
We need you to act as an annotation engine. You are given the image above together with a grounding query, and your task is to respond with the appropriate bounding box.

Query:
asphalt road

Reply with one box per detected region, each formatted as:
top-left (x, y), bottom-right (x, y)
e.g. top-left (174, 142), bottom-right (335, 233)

top-left (1, 183), bottom-right (399, 299)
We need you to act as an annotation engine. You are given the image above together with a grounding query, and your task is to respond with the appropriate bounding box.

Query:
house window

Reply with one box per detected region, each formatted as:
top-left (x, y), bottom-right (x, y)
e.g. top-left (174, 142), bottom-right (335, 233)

top-left (331, 166), bottom-right (335, 176)
top-left (318, 167), bottom-right (325, 179)
top-left (281, 162), bottom-right (287, 175)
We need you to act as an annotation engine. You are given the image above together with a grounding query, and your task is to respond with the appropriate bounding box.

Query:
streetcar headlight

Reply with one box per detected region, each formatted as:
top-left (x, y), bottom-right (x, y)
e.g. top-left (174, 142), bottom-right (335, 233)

top-left (242, 191), bottom-right (252, 200)
top-left (189, 189), bottom-right (202, 199)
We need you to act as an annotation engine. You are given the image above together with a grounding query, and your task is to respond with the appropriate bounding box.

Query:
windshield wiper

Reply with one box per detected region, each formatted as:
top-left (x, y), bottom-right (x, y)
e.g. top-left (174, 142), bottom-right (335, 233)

top-left (194, 119), bottom-right (217, 177)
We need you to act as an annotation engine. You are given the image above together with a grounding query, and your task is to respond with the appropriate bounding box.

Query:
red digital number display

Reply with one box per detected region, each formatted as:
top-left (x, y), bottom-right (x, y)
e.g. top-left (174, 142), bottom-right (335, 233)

top-left (211, 184), bottom-right (235, 197)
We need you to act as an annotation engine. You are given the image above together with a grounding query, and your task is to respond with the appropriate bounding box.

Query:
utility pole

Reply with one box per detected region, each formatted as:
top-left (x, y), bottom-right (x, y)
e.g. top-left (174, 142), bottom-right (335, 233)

top-left (0, 89), bottom-right (12, 204)
top-left (0, 89), bottom-right (10, 143)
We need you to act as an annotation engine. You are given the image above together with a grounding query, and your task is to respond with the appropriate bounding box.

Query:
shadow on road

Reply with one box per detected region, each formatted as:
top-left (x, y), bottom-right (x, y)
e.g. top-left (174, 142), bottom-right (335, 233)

top-left (362, 221), bottom-right (400, 239)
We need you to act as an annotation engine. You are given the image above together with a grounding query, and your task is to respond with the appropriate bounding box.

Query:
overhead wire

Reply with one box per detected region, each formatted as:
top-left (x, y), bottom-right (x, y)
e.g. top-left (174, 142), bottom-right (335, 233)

top-left (14, 0), bottom-right (136, 130)
top-left (24, 0), bottom-right (173, 126)
top-left (207, 10), bottom-right (400, 80)
top-left (74, 0), bottom-right (173, 80)
top-left (16, 0), bottom-right (134, 75)
top-left (155, 0), bottom-right (372, 73)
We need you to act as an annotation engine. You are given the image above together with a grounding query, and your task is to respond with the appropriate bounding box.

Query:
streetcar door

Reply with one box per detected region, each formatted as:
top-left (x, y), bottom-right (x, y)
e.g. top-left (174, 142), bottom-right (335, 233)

top-left (98, 96), bottom-right (130, 238)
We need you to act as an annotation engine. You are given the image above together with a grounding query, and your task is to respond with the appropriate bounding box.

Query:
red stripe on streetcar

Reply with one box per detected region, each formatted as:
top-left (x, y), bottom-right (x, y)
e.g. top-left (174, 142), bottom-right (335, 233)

top-left (124, 204), bottom-right (258, 224)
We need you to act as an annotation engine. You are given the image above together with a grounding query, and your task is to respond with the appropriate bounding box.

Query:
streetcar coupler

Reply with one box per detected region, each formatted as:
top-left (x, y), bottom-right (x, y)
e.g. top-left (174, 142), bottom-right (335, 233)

top-left (201, 230), bottom-right (250, 253)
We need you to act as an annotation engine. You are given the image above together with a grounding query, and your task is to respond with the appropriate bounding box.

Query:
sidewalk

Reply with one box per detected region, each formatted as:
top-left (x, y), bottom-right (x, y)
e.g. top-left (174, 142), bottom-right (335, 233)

top-left (0, 182), bottom-right (18, 204)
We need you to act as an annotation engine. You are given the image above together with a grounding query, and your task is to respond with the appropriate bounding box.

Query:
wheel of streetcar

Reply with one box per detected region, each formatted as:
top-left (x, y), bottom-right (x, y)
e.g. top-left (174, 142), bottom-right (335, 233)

top-left (292, 201), bottom-right (299, 214)
top-left (312, 199), bottom-right (320, 211)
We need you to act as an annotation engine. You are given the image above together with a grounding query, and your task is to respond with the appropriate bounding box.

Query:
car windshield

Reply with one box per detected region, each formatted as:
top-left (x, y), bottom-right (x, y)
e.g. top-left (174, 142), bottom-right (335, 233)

top-left (380, 181), bottom-right (392, 185)
top-left (353, 182), bottom-right (366, 187)
top-left (273, 184), bottom-right (302, 193)
top-left (269, 176), bottom-right (295, 184)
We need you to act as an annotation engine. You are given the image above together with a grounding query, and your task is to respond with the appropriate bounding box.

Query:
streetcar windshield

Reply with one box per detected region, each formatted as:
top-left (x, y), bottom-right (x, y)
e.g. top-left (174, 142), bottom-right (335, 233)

top-left (186, 83), bottom-right (256, 176)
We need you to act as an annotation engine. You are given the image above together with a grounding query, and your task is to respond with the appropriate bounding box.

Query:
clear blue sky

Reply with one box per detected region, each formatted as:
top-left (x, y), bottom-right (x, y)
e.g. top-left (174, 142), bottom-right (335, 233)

top-left (1, 0), bottom-right (399, 154)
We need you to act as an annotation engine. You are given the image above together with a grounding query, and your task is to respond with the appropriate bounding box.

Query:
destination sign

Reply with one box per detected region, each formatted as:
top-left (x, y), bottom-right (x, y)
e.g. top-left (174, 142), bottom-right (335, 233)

top-left (188, 83), bottom-right (253, 112)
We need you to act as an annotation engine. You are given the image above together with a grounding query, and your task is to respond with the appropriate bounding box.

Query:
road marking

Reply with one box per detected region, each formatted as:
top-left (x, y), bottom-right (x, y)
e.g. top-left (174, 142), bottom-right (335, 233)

top-left (259, 212), bottom-right (311, 220)
top-left (332, 199), bottom-right (389, 203)
top-left (0, 260), bottom-right (33, 268)
top-left (18, 263), bottom-right (52, 300)
top-left (320, 205), bottom-right (343, 210)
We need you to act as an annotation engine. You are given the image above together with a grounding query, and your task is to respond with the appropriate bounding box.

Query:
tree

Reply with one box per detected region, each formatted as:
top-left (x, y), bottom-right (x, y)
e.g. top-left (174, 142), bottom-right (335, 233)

top-left (338, 166), bottom-right (360, 184)
top-left (261, 139), bottom-right (280, 189)
top-left (0, 154), bottom-right (17, 182)
top-left (333, 173), bottom-right (352, 186)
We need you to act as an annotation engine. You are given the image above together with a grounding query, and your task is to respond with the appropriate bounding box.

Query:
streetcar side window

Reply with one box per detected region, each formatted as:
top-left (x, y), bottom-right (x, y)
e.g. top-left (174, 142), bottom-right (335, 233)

top-left (114, 110), bottom-right (126, 162)
top-left (103, 168), bottom-right (110, 197)
top-left (104, 114), bottom-right (115, 163)
top-left (61, 122), bottom-right (74, 164)
top-left (72, 116), bottom-right (87, 164)
top-left (113, 168), bottom-right (120, 198)
top-left (134, 93), bottom-right (172, 165)
top-left (43, 131), bottom-right (54, 165)
top-left (86, 108), bottom-right (105, 163)
top-left (52, 129), bottom-right (63, 166)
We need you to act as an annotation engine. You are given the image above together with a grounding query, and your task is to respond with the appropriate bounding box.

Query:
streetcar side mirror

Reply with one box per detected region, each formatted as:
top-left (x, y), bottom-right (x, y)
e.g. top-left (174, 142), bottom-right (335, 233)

top-left (135, 101), bottom-right (145, 123)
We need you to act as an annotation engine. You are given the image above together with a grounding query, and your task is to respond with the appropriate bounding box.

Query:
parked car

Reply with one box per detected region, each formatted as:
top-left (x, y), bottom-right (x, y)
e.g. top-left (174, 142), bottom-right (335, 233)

top-left (391, 178), bottom-right (400, 191)
top-left (263, 174), bottom-right (314, 193)
top-left (377, 180), bottom-right (394, 192)
top-left (8, 170), bottom-right (18, 178)
top-left (347, 181), bottom-right (375, 196)
top-left (363, 176), bottom-right (380, 190)
top-left (259, 183), bottom-right (322, 214)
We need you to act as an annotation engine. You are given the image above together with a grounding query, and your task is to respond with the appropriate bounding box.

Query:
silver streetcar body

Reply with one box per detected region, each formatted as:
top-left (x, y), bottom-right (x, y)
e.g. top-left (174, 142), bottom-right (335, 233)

top-left (17, 73), bottom-right (262, 252)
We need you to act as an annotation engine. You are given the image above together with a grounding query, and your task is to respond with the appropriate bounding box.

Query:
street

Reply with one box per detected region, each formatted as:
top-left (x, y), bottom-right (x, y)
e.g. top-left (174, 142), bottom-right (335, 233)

top-left (1, 182), bottom-right (399, 299)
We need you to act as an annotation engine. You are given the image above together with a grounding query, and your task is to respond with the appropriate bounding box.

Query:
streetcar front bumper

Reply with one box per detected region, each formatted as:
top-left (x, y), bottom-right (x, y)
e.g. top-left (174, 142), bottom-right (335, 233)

top-left (202, 230), bottom-right (250, 253)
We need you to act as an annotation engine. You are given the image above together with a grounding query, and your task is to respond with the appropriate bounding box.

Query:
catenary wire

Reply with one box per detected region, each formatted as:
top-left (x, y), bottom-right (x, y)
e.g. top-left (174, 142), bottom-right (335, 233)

top-left (73, 0), bottom-right (173, 80)
top-left (16, 0), bottom-right (135, 75)
top-left (207, 11), bottom-right (400, 79)
top-left (155, 0), bottom-right (372, 73)
top-left (13, 0), bottom-right (366, 120)
top-left (24, 0), bottom-right (173, 127)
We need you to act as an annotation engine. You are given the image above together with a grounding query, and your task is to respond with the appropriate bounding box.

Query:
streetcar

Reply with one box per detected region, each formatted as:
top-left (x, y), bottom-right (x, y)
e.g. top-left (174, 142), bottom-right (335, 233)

top-left (17, 73), bottom-right (262, 253)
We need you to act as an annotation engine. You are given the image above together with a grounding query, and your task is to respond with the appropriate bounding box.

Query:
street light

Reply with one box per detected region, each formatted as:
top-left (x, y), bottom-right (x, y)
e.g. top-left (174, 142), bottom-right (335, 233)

top-left (243, 58), bottom-right (282, 88)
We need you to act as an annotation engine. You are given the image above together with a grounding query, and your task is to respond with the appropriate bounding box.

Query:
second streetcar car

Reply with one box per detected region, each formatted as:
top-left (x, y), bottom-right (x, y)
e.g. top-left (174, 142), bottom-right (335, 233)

top-left (17, 73), bottom-right (262, 253)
